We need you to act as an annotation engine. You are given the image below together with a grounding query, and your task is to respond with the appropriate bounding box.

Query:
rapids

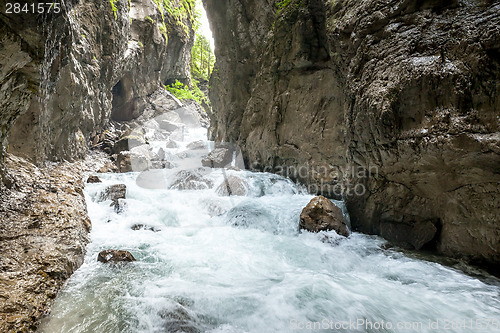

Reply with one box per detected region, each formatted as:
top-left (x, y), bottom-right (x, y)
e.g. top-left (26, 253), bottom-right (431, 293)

top-left (39, 113), bottom-right (500, 333)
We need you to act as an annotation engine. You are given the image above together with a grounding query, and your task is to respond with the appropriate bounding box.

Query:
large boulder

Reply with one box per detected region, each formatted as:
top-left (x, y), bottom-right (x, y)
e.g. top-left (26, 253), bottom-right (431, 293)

top-left (186, 140), bottom-right (206, 150)
top-left (98, 184), bottom-right (126, 203)
top-left (97, 250), bottom-right (136, 264)
top-left (299, 196), bottom-right (349, 237)
top-left (216, 175), bottom-right (248, 196)
top-left (112, 128), bottom-right (147, 154)
top-left (156, 111), bottom-right (182, 124)
top-left (116, 151), bottom-right (150, 173)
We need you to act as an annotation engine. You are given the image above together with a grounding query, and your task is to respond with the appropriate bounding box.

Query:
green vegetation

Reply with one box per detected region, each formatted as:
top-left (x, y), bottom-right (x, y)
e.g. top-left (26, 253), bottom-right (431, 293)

top-left (191, 33), bottom-right (215, 81)
top-left (273, 0), bottom-right (307, 29)
top-left (162, 1), bottom-right (214, 109)
top-left (150, 0), bottom-right (198, 41)
top-left (145, 16), bottom-right (155, 24)
top-left (164, 79), bottom-right (207, 106)
top-left (275, 0), bottom-right (292, 9)
top-left (159, 22), bottom-right (168, 43)
top-left (109, 0), bottom-right (118, 20)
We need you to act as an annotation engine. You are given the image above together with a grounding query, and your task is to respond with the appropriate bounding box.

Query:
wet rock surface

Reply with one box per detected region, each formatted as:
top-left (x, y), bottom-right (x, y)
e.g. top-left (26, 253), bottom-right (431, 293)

top-left (97, 250), bottom-right (136, 264)
top-left (205, 0), bottom-right (500, 266)
top-left (299, 196), bottom-right (349, 237)
top-left (0, 153), bottom-right (108, 332)
top-left (99, 184), bottom-right (127, 203)
top-left (98, 184), bottom-right (127, 213)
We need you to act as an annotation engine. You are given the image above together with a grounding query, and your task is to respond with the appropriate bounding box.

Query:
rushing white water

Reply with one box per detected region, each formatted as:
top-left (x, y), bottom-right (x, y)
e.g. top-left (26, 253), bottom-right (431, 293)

top-left (40, 117), bottom-right (500, 333)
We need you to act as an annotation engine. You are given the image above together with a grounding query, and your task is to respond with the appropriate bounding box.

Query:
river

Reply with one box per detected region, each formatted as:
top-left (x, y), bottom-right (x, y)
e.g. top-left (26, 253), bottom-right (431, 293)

top-left (39, 110), bottom-right (500, 333)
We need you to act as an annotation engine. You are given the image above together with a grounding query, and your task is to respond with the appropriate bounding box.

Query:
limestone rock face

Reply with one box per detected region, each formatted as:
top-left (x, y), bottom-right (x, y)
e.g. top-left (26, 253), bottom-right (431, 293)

top-left (204, 0), bottom-right (500, 266)
top-left (0, 154), bottom-right (108, 332)
top-left (0, 0), bottom-right (195, 180)
top-left (299, 196), bottom-right (349, 237)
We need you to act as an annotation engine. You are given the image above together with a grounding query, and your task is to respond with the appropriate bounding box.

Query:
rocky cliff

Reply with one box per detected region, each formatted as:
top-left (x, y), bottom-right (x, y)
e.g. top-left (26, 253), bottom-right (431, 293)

top-left (204, 0), bottom-right (500, 269)
top-left (0, 0), bottom-right (195, 178)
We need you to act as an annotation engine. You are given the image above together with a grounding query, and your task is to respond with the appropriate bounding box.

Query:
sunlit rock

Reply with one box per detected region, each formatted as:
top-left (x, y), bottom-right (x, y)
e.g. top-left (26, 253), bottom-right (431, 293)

top-left (299, 196), bottom-right (349, 237)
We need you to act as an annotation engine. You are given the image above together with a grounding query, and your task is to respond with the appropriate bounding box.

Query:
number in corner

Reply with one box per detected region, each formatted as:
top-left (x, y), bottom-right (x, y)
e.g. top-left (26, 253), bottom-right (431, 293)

top-left (4, 2), bottom-right (61, 14)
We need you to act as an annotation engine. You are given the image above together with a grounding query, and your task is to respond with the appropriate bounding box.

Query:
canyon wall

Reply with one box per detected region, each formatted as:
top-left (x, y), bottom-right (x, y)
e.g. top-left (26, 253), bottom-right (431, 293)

top-left (204, 0), bottom-right (500, 268)
top-left (0, 0), bottom-right (195, 179)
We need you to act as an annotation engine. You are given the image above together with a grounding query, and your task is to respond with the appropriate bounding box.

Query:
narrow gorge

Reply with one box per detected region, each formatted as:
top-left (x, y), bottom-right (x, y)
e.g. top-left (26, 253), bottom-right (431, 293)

top-left (0, 0), bottom-right (499, 332)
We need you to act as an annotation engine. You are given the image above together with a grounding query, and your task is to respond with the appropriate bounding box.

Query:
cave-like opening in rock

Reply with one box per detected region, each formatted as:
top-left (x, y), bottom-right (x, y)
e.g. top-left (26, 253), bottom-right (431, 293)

top-left (111, 75), bottom-right (136, 121)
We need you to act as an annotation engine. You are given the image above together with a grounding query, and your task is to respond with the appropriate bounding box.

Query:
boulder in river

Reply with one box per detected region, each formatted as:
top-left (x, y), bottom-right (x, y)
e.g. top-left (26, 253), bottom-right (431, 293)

top-left (201, 148), bottom-right (232, 168)
top-left (98, 184), bottom-right (126, 212)
top-left (116, 151), bottom-right (150, 173)
top-left (299, 196), bottom-right (350, 237)
top-left (99, 184), bottom-right (126, 203)
top-left (131, 224), bottom-right (161, 232)
top-left (160, 302), bottom-right (203, 333)
top-left (97, 250), bottom-right (136, 264)
top-left (216, 175), bottom-right (248, 196)
top-left (112, 128), bottom-right (146, 154)
top-left (87, 175), bottom-right (102, 183)
top-left (157, 111), bottom-right (182, 124)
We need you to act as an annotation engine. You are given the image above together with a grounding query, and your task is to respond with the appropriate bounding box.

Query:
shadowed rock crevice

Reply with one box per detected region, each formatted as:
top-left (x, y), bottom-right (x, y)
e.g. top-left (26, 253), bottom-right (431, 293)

top-left (111, 75), bottom-right (137, 121)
